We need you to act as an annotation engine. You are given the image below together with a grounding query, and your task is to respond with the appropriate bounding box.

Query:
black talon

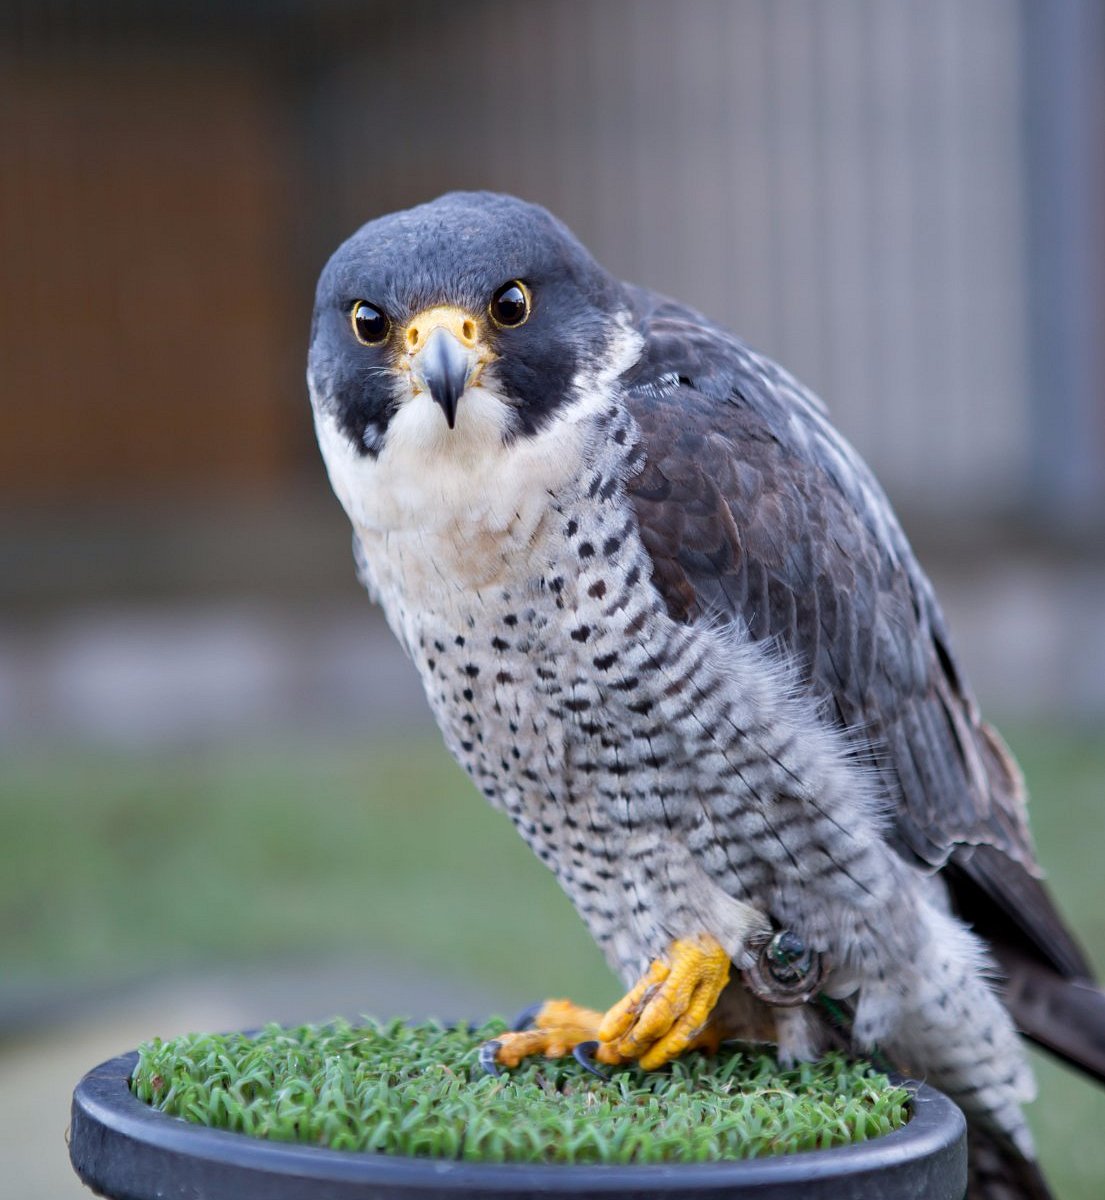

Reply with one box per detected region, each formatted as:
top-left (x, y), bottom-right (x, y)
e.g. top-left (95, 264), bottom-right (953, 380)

top-left (573, 1040), bottom-right (609, 1081)
top-left (479, 1040), bottom-right (503, 1077)
top-left (511, 1002), bottom-right (544, 1032)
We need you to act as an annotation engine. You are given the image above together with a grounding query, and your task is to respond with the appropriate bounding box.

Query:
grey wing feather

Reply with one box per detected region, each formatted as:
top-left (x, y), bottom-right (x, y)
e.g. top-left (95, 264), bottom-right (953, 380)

top-left (619, 286), bottom-right (1093, 984)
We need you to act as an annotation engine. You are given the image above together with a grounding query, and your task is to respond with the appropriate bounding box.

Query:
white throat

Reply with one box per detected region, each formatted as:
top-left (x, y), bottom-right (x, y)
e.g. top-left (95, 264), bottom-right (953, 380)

top-left (311, 316), bottom-right (643, 596)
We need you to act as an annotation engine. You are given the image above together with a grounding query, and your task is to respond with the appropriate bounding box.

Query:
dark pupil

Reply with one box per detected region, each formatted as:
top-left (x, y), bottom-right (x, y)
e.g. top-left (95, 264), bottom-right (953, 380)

top-left (354, 303), bottom-right (387, 341)
top-left (494, 284), bottom-right (527, 325)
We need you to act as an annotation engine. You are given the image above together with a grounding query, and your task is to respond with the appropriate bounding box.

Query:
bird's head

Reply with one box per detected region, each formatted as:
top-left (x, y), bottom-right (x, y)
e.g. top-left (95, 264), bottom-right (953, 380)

top-left (308, 191), bottom-right (632, 463)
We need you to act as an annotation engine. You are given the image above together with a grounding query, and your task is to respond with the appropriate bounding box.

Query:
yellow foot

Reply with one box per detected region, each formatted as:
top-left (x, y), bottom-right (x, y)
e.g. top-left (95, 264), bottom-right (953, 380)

top-left (599, 933), bottom-right (731, 1069)
top-left (481, 934), bottom-right (731, 1074)
top-left (484, 999), bottom-right (624, 1071)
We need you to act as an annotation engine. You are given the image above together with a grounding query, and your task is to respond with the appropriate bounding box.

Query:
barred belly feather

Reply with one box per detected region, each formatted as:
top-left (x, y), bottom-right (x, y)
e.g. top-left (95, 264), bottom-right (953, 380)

top-left (349, 396), bottom-right (1035, 1158)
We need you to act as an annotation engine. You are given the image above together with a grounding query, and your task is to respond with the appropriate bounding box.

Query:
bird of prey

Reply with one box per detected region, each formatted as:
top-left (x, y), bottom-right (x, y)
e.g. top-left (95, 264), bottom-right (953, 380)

top-left (308, 191), bottom-right (1104, 1198)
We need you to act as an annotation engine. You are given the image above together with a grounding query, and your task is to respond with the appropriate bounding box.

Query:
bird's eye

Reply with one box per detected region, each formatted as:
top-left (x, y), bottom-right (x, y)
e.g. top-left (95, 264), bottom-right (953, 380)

top-left (489, 281), bottom-right (530, 328)
top-left (351, 301), bottom-right (390, 345)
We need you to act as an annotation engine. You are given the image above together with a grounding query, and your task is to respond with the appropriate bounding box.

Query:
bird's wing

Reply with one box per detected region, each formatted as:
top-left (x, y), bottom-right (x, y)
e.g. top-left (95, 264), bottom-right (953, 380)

top-left (620, 288), bottom-right (1092, 982)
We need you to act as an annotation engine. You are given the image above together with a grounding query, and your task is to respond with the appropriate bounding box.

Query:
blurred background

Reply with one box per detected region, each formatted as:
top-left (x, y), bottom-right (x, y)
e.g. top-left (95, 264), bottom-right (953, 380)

top-left (2, 0), bottom-right (1103, 1196)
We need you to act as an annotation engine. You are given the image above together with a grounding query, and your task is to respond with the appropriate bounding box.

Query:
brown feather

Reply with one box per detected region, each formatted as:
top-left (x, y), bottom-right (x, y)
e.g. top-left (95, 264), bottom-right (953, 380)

top-left (998, 947), bottom-right (1105, 1082)
top-left (620, 287), bottom-right (1099, 1025)
top-left (966, 1126), bottom-right (1055, 1200)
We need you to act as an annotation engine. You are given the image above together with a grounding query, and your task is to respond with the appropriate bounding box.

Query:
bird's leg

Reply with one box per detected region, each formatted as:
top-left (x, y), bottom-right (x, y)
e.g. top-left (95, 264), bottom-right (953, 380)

top-left (481, 934), bottom-right (731, 1073)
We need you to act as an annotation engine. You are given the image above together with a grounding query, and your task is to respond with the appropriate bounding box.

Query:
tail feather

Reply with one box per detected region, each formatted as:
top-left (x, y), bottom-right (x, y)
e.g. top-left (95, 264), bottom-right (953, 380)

top-left (999, 948), bottom-right (1105, 1083)
top-left (967, 1126), bottom-right (1054, 1200)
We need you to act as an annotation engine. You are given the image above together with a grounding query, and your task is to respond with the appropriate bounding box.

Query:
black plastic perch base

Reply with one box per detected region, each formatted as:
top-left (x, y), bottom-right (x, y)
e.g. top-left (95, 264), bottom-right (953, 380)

top-left (70, 1050), bottom-right (967, 1200)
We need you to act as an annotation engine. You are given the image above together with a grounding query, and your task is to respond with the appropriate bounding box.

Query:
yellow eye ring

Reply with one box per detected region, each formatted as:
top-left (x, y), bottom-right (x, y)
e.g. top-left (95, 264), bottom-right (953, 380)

top-left (489, 280), bottom-right (531, 329)
top-left (351, 301), bottom-right (390, 345)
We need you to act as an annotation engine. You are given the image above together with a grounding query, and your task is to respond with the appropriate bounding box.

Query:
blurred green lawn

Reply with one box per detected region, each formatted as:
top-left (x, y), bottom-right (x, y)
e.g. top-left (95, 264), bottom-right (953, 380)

top-left (2, 727), bottom-right (1103, 1194)
top-left (0, 736), bottom-right (617, 1005)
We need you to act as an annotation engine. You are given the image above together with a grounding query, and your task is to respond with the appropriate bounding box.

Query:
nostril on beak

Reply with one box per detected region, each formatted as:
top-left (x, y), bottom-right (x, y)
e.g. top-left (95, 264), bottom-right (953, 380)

top-left (403, 308), bottom-right (479, 356)
top-left (406, 322), bottom-right (473, 351)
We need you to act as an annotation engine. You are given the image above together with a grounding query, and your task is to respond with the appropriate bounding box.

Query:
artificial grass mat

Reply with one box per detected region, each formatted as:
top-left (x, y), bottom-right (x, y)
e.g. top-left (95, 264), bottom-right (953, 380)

top-left (131, 1018), bottom-right (910, 1164)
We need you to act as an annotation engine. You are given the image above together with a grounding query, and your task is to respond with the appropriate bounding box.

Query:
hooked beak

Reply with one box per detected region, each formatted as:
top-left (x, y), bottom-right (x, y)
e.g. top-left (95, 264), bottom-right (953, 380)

top-left (413, 327), bottom-right (472, 429)
top-left (404, 307), bottom-right (488, 430)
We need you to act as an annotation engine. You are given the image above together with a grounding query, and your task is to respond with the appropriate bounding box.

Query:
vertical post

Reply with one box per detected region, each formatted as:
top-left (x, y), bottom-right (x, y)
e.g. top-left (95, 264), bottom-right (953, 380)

top-left (1022, 0), bottom-right (1105, 532)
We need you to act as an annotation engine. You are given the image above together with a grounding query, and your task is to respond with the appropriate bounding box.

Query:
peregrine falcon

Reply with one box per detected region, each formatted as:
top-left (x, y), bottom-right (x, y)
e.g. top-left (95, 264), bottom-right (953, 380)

top-left (308, 192), bottom-right (1105, 1198)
